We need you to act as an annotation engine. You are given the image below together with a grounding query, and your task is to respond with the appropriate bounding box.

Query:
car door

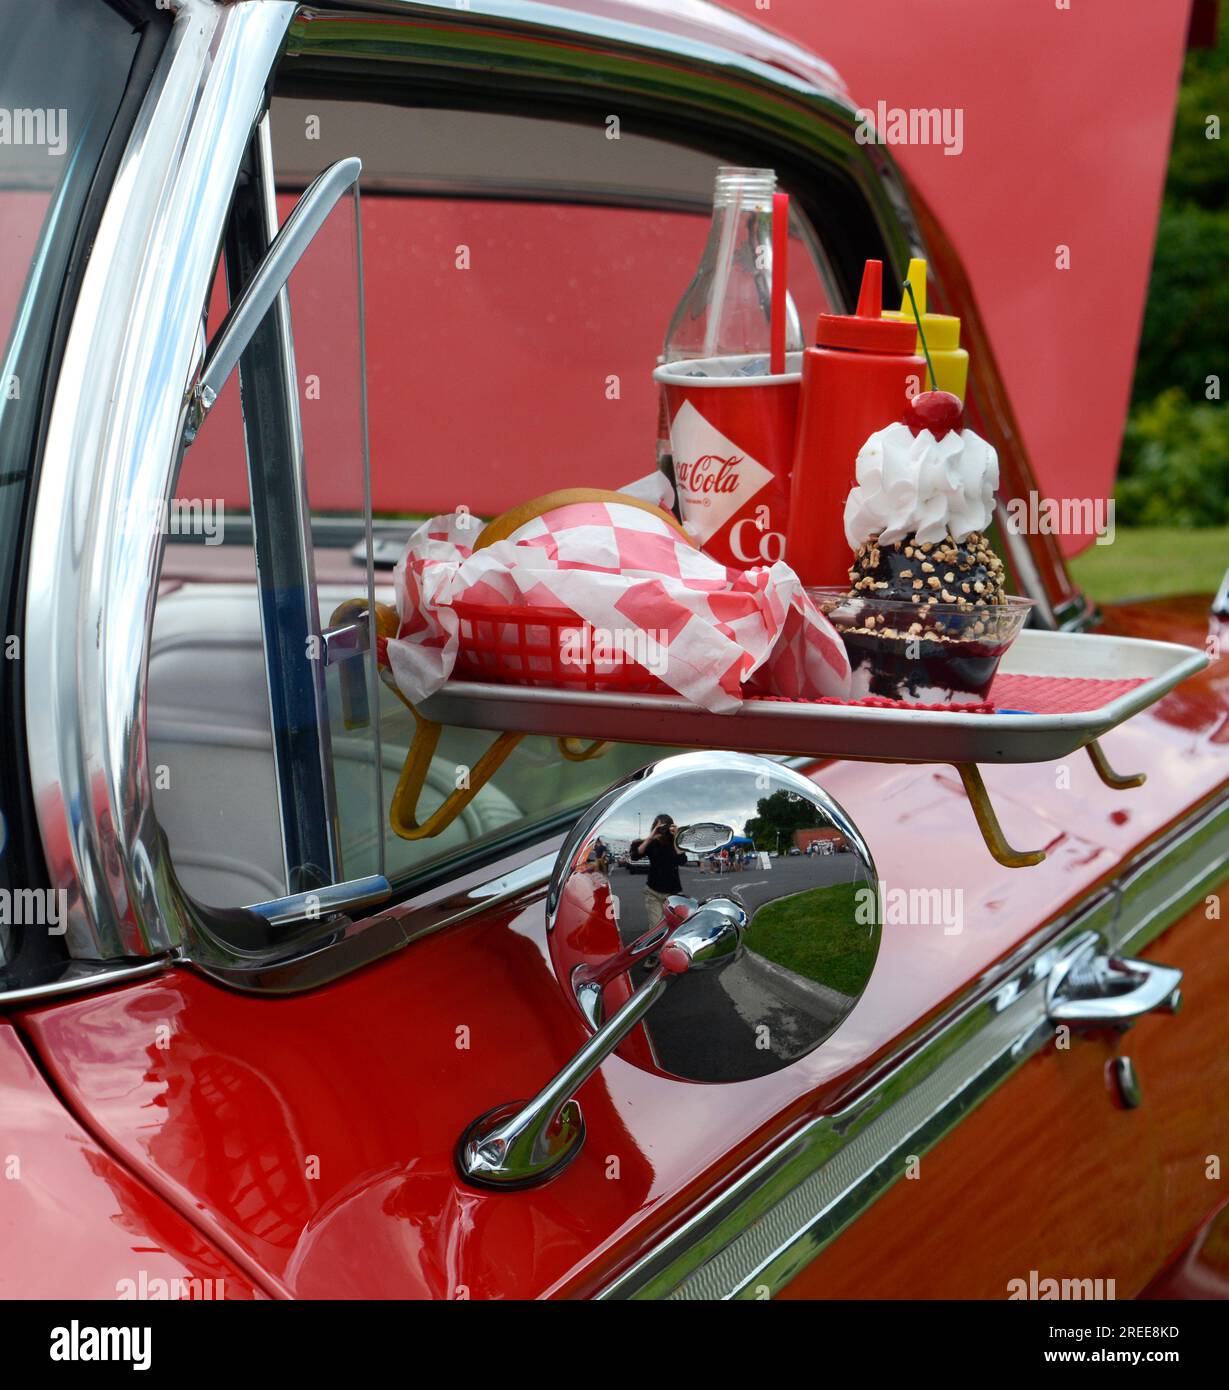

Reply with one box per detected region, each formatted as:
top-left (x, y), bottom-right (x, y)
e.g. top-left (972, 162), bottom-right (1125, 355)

top-left (15, 0), bottom-right (1229, 1300)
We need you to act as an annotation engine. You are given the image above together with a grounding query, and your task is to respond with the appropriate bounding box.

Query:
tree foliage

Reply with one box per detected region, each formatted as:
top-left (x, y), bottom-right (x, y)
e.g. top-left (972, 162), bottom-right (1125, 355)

top-left (1118, 21), bottom-right (1228, 525)
top-left (743, 789), bottom-right (822, 852)
top-left (1117, 388), bottom-right (1229, 526)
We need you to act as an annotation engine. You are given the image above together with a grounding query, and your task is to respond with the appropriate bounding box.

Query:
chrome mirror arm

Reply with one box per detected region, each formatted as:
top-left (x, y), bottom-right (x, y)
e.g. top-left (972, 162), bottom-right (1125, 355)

top-left (571, 893), bottom-right (696, 1027)
top-left (458, 898), bottom-right (746, 1190)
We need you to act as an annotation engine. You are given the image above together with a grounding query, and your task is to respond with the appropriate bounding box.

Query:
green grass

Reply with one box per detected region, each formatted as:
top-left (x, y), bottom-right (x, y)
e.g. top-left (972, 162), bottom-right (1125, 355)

top-left (743, 880), bottom-right (878, 998)
top-left (1068, 525), bottom-right (1228, 604)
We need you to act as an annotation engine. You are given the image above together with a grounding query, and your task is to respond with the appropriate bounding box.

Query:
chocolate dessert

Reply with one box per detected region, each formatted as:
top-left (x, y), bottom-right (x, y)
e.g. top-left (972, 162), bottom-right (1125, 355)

top-left (841, 532), bottom-right (1012, 699)
top-left (849, 529), bottom-right (1006, 615)
top-left (834, 390), bottom-right (1027, 702)
top-left (837, 623), bottom-right (1010, 702)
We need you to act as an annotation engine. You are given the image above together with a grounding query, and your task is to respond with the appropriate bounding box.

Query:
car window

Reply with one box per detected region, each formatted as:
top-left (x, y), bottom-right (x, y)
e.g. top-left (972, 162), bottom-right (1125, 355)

top-left (188, 99), bottom-right (835, 519)
top-left (160, 99), bottom-right (838, 911)
top-left (155, 172), bottom-right (383, 907)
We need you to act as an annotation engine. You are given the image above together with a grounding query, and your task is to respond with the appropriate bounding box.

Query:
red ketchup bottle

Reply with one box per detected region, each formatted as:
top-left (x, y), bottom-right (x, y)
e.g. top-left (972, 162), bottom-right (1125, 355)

top-left (785, 260), bottom-right (925, 586)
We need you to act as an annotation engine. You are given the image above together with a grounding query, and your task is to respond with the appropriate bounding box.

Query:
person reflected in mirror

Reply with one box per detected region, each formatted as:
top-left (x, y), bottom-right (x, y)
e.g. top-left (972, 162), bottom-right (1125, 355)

top-left (630, 813), bottom-right (687, 930)
top-left (588, 835), bottom-right (611, 876)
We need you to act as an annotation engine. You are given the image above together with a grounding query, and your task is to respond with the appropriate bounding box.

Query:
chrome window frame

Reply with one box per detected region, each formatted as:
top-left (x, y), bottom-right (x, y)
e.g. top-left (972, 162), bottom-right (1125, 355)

top-left (24, 0), bottom-right (1081, 990)
top-left (25, 0), bottom-right (299, 965)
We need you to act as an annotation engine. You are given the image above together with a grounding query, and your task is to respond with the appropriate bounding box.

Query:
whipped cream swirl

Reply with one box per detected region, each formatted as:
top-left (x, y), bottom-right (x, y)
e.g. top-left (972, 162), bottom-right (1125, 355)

top-left (843, 421), bottom-right (999, 549)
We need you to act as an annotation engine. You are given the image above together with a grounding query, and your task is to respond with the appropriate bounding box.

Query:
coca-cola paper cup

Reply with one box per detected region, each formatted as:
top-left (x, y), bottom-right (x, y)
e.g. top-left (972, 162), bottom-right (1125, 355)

top-left (653, 353), bottom-right (801, 569)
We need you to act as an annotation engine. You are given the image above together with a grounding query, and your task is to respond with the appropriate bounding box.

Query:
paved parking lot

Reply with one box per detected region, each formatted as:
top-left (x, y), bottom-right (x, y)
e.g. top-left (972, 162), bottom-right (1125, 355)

top-left (607, 852), bottom-right (868, 1081)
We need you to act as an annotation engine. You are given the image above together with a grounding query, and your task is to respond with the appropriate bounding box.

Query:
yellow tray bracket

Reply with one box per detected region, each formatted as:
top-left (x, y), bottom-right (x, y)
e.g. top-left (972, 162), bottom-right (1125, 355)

top-left (1085, 738), bottom-right (1147, 790)
top-left (556, 737), bottom-right (612, 762)
top-left (381, 673), bottom-right (524, 841)
top-left (953, 763), bottom-right (1047, 869)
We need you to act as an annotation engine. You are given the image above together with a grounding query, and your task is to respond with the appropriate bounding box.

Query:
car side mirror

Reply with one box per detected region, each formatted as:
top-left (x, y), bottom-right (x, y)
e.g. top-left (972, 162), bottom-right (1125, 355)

top-left (674, 821), bottom-right (735, 854)
top-left (457, 751), bottom-right (881, 1189)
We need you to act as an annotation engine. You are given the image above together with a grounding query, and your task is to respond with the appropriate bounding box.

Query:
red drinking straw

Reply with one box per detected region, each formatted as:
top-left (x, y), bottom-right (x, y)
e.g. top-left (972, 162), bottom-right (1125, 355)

top-left (771, 191), bottom-right (789, 375)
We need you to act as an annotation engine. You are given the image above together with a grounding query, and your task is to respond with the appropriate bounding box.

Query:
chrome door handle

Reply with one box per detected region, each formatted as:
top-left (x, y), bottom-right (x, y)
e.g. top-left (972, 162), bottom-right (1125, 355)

top-left (1046, 936), bottom-right (1183, 1030)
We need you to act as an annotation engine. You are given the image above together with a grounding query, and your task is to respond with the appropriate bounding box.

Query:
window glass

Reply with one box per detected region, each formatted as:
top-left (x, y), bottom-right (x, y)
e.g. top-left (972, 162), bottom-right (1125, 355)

top-left (191, 100), bottom-right (834, 518)
top-left (154, 182), bottom-right (381, 906)
top-left (165, 101), bottom-right (837, 907)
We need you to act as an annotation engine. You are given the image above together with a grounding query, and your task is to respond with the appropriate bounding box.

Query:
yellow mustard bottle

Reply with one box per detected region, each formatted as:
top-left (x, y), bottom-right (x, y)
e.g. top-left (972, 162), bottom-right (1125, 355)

top-left (884, 258), bottom-right (969, 400)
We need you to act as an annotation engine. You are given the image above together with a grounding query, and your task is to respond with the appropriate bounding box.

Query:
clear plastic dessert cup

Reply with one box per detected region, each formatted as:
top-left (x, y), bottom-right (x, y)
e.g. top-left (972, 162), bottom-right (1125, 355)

top-left (806, 588), bottom-right (1035, 705)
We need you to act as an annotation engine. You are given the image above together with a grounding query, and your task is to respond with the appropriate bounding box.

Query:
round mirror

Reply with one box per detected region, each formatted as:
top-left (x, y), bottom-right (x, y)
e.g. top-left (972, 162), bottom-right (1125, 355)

top-left (674, 821), bottom-right (735, 855)
top-left (547, 751), bottom-right (880, 1083)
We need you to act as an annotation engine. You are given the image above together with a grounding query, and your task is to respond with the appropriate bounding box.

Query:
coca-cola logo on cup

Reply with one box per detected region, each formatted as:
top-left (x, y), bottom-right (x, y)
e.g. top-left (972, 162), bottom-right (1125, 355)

top-left (674, 453), bottom-right (743, 498)
top-left (668, 401), bottom-right (773, 545)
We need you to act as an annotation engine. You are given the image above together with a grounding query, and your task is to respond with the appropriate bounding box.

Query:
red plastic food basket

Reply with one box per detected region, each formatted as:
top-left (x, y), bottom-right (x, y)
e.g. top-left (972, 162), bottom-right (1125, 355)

top-left (450, 599), bottom-right (670, 694)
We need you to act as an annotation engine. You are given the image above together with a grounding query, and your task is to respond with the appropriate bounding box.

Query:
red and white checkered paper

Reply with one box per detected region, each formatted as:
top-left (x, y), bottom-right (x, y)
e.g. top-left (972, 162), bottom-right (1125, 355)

top-left (387, 477), bottom-right (851, 714)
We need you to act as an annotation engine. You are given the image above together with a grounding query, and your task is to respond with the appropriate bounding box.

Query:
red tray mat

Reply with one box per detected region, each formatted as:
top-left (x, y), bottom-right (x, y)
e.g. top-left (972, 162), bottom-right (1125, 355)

top-left (751, 673), bottom-right (1146, 716)
top-left (987, 673), bottom-right (1146, 714)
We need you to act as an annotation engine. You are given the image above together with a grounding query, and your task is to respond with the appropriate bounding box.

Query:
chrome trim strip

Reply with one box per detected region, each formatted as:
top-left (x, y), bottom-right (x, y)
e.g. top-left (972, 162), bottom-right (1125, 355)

top-left (0, 959), bottom-right (172, 1008)
top-left (222, 115), bottom-right (342, 891)
top-left (1112, 795), bottom-right (1229, 957)
top-left (246, 873), bottom-right (391, 926)
top-left (354, 178), bottom-right (384, 883)
top-left (282, 174), bottom-right (716, 214)
top-left (25, 0), bottom-right (297, 959)
top-left (196, 155), bottom-right (362, 412)
top-left (187, 845), bottom-right (558, 992)
top-left (997, 516), bottom-right (1057, 630)
top-left (599, 793), bottom-right (1229, 1299)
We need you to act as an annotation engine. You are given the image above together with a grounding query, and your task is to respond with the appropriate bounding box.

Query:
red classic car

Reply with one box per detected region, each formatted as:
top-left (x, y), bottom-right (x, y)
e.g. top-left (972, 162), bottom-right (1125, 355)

top-left (1, 0), bottom-right (1226, 1312)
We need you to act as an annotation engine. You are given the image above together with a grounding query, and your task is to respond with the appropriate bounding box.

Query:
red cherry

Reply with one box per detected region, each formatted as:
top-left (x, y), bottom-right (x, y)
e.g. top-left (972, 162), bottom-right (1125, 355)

top-left (905, 390), bottom-right (963, 440)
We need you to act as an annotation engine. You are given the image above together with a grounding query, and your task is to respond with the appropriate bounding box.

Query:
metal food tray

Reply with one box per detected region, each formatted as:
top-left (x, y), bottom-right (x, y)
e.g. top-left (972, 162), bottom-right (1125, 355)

top-left (417, 630), bottom-right (1207, 766)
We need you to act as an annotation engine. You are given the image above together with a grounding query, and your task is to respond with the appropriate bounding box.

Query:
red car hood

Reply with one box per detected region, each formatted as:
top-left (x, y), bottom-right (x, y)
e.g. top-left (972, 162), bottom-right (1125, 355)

top-left (716, 0), bottom-right (1194, 554)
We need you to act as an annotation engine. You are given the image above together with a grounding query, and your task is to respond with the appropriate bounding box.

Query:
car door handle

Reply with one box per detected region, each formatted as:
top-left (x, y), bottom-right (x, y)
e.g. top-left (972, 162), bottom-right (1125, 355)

top-left (1046, 935), bottom-right (1183, 1030)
